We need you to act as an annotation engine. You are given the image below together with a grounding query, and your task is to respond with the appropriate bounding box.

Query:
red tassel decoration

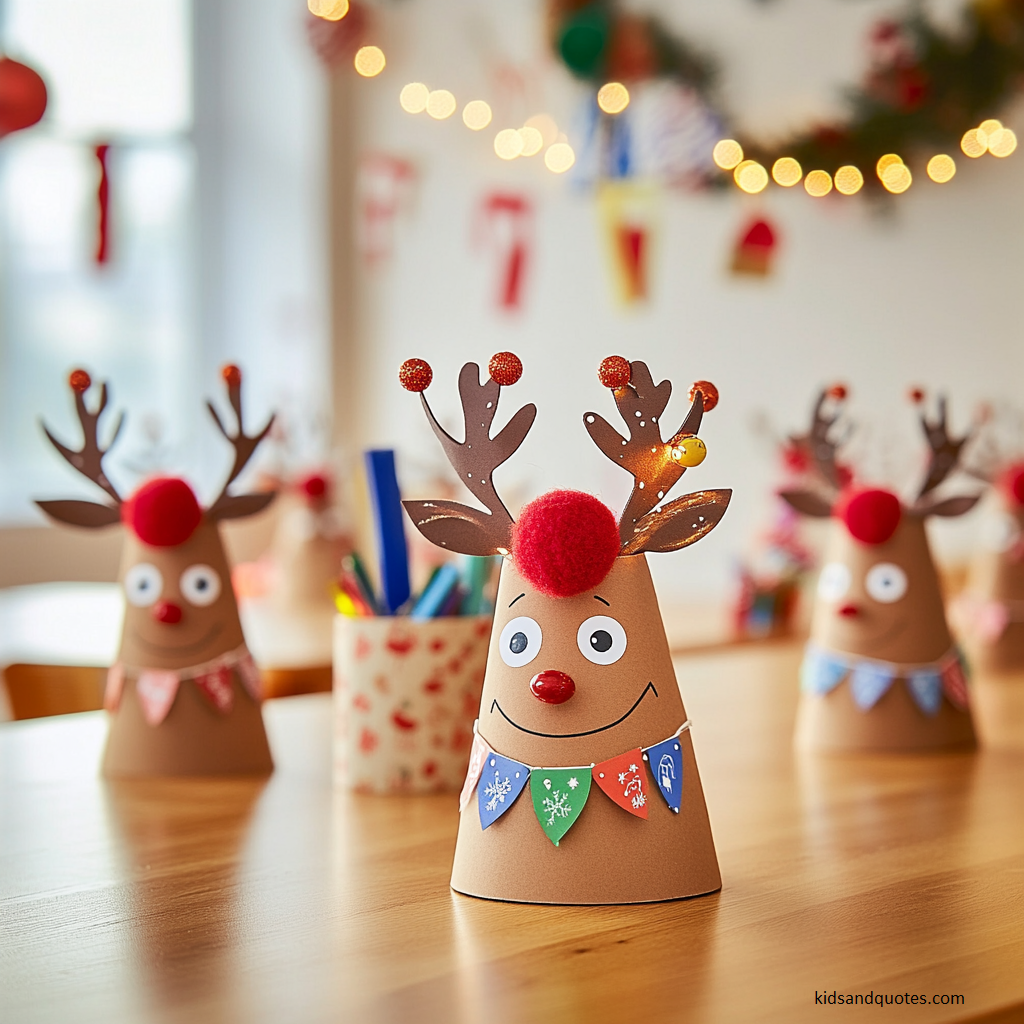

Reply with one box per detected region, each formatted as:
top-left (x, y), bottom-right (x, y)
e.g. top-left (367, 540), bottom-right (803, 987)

top-left (95, 143), bottom-right (111, 265)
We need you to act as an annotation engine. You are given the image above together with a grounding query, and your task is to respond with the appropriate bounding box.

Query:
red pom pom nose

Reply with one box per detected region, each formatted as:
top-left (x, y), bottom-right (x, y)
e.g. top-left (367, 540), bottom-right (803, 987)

top-left (530, 670), bottom-right (576, 704)
top-left (835, 488), bottom-right (902, 545)
top-left (153, 600), bottom-right (182, 624)
top-left (999, 463), bottom-right (1024, 507)
top-left (122, 478), bottom-right (203, 547)
top-left (511, 490), bottom-right (621, 598)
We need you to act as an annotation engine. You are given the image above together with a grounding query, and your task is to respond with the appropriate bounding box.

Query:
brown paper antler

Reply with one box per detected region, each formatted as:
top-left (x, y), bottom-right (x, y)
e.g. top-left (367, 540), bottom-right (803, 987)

top-left (37, 370), bottom-right (124, 527)
top-left (585, 360), bottom-right (731, 555)
top-left (778, 386), bottom-right (849, 518)
top-left (206, 366), bottom-right (276, 521)
top-left (401, 359), bottom-right (537, 555)
top-left (912, 395), bottom-right (980, 517)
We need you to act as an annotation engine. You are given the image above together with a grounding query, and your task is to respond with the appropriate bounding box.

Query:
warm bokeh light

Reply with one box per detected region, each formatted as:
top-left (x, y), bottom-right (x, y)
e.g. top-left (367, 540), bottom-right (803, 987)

top-left (308, 0), bottom-right (349, 20)
top-left (525, 114), bottom-right (559, 147)
top-left (597, 82), bottom-right (630, 115)
top-left (354, 46), bottom-right (386, 77)
top-left (544, 142), bottom-right (576, 173)
top-left (518, 126), bottom-right (544, 157)
top-left (988, 127), bottom-right (1017, 157)
top-left (734, 160), bottom-right (768, 193)
top-left (961, 129), bottom-right (986, 158)
top-left (400, 82), bottom-right (429, 114)
top-left (926, 154), bottom-right (956, 183)
top-left (713, 139), bottom-right (743, 170)
top-left (804, 170), bottom-right (833, 197)
top-left (494, 128), bottom-right (524, 160)
top-left (977, 118), bottom-right (1003, 144)
top-left (462, 100), bottom-right (492, 130)
top-left (771, 157), bottom-right (802, 187)
top-left (876, 153), bottom-right (903, 177)
top-left (881, 162), bottom-right (912, 193)
top-left (834, 165), bottom-right (863, 195)
top-left (426, 89), bottom-right (456, 119)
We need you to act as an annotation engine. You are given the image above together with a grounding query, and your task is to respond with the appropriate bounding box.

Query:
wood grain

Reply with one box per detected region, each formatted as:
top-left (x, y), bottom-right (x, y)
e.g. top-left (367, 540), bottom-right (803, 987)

top-left (2, 642), bottom-right (1022, 1023)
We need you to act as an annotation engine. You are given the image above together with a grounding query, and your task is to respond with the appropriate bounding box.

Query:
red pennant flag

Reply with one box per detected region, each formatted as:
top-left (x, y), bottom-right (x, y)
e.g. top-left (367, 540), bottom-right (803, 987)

top-left (194, 666), bottom-right (234, 714)
top-left (593, 748), bottom-right (649, 819)
top-left (942, 656), bottom-right (970, 710)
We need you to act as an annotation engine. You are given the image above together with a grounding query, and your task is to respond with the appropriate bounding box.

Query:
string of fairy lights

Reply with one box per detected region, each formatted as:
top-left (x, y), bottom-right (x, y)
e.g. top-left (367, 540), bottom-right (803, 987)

top-left (310, 0), bottom-right (1017, 197)
top-left (714, 118), bottom-right (1018, 197)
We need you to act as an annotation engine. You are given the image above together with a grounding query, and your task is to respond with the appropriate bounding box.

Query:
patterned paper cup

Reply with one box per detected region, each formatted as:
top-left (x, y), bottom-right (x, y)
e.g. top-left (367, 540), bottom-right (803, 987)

top-left (333, 615), bottom-right (491, 793)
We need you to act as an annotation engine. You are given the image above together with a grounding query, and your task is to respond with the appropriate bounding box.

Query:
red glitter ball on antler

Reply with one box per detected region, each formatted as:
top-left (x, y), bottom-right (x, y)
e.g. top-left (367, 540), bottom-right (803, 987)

top-left (222, 364), bottom-right (242, 387)
top-left (122, 477), bottom-right (203, 547)
top-left (835, 488), bottom-right (902, 545)
top-left (689, 380), bottom-right (719, 412)
top-left (908, 386), bottom-right (925, 404)
top-left (511, 490), bottom-right (620, 598)
top-left (299, 472), bottom-right (329, 500)
top-left (399, 358), bottom-right (433, 393)
top-left (68, 369), bottom-right (92, 393)
top-left (827, 383), bottom-right (848, 401)
top-left (598, 356), bottom-right (631, 389)
top-left (488, 351), bottom-right (523, 386)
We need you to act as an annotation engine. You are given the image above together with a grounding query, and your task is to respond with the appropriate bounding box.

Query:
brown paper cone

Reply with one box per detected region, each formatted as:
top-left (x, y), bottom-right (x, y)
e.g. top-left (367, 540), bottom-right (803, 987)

top-left (799, 515), bottom-right (975, 753)
top-left (103, 518), bottom-right (273, 777)
top-left (450, 554), bottom-right (720, 905)
top-left (333, 614), bottom-right (490, 793)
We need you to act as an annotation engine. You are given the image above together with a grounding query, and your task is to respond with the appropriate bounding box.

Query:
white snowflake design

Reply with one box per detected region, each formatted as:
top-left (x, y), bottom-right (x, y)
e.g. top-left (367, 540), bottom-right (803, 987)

top-left (542, 788), bottom-right (573, 826)
top-left (483, 771), bottom-right (513, 812)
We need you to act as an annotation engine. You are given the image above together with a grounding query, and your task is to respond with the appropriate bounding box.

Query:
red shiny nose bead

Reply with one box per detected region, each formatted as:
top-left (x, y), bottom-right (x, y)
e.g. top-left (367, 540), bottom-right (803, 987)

top-left (530, 670), bottom-right (576, 704)
top-left (153, 600), bottom-right (182, 624)
top-left (838, 604), bottom-right (859, 618)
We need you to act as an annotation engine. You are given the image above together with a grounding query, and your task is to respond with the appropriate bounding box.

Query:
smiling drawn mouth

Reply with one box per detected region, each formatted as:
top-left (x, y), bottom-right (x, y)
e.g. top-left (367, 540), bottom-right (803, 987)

top-left (135, 623), bottom-right (224, 656)
top-left (489, 681), bottom-right (658, 738)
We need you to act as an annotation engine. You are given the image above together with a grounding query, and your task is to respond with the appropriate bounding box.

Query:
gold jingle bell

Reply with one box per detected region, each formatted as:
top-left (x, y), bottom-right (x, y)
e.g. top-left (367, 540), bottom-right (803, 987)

top-left (671, 436), bottom-right (707, 467)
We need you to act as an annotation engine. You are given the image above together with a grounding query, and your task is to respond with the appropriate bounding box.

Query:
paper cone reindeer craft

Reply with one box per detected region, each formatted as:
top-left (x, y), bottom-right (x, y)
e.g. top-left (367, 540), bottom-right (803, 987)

top-left (399, 352), bottom-right (731, 904)
top-left (37, 367), bottom-right (276, 776)
top-left (781, 389), bottom-right (980, 753)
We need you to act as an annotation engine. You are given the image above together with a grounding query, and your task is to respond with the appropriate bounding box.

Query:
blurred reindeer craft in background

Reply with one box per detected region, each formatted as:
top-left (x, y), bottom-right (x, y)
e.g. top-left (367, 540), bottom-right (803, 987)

top-left (37, 366), bottom-right (276, 776)
top-left (400, 352), bottom-right (730, 904)
top-left (781, 387), bottom-right (981, 753)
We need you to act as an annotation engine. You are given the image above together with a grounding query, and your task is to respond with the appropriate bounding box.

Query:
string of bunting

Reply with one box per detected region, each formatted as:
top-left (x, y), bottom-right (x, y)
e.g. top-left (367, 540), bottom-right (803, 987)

top-left (802, 644), bottom-right (970, 715)
top-left (459, 721), bottom-right (691, 846)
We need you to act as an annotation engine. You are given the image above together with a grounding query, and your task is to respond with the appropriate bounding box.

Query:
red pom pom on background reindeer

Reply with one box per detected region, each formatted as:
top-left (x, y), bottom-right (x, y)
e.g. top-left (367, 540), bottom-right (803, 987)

top-left (400, 353), bottom-right (730, 904)
top-left (37, 366), bottom-right (277, 777)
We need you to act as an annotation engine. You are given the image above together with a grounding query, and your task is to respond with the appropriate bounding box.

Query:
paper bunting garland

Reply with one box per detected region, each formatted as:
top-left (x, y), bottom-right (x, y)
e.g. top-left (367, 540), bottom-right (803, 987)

top-left (593, 748), bottom-right (648, 819)
top-left (800, 643), bottom-right (970, 716)
top-left (478, 752), bottom-right (530, 829)
top-left (466, 722), bottom-right (690, 845)
top-left (105, 644), bottom-right (263, 726)
top-left (530, 767), bottom-right (592, 846)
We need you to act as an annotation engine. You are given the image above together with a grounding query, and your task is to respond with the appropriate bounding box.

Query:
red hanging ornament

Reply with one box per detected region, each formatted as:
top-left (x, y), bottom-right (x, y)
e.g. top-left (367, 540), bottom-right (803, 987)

top-left (94, 144), bottom-right (111, 265)
top-left (730, 217), bottom-right (778, 277)
top-left (0, 57), bottom-right (47, 138)
top-left (306, 2), bottom-right (368, 69)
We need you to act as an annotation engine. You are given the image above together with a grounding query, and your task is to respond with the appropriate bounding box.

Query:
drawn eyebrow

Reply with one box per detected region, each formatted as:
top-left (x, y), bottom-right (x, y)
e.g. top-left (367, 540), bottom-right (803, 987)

top-left (509, 593), bottom-right (526, 607)
top-left (593, 595), bottom-right (610, 606)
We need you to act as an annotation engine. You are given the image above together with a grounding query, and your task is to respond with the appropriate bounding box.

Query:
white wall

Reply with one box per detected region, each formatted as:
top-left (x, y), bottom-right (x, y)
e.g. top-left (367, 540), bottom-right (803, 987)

top-left (346, 0), bottom-right (1024, 602)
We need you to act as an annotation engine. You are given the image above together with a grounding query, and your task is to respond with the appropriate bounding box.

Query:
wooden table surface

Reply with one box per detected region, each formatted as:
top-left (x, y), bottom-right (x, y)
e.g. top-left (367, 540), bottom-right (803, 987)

top-left (2, 642), bottom-right (1022, 1024)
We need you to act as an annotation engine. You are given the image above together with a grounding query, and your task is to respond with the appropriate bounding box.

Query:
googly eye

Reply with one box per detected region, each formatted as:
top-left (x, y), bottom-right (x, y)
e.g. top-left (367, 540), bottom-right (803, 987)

top-left (865, 562), bottom-right (908, 604)
top-left (499, 616), bottom-right (542, 668)
top-left (180, 564), bottom-right (222, 607)
top-left (817, 562), bottom-right (851, 602)
top-left (124, 563), bottom-right (163, 607)
top-left (576, 615), bottom-right (628, 666)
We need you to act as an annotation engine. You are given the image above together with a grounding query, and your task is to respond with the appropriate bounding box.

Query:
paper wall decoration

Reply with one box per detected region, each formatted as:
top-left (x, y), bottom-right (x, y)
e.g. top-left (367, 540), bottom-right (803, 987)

top-left (400, 352), bottom-right (729, 904)
top-left (37, 366), bottom-right (276, 776)
top-left (476, 193), bottom-right (532, 311)
top-left (781, 388), bottom-right (980, 752)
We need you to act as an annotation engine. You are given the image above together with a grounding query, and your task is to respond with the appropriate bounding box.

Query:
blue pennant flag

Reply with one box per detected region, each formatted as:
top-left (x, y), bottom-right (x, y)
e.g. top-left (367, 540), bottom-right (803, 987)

top-left (849, 661), bottom-right (897, 710)
top-left (643, 736), bottom-right (683, 814)
top-left (906, 671), bottom-right (943, 716)
top-left (801, 646), bottom-right (849, 696)
top-left (477, 752), bottom-right (530, 830)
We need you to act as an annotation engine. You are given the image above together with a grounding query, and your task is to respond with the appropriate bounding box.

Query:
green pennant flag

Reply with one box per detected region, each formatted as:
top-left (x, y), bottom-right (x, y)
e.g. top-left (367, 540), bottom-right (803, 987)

top-left (530, 766), bottom-right (592, 846)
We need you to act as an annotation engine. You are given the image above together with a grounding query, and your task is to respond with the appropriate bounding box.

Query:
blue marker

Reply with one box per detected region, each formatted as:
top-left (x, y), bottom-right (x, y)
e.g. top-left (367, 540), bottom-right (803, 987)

top-left (410, 562), bottom-right (460, 621)
top-left (364, 449), bottom-right (411, 614)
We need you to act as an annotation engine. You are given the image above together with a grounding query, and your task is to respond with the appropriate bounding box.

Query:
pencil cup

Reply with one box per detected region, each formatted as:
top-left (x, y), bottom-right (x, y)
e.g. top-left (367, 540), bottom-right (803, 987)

top-left (333, 615), bottom-right (491, 793)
